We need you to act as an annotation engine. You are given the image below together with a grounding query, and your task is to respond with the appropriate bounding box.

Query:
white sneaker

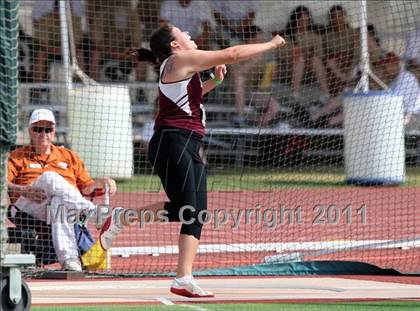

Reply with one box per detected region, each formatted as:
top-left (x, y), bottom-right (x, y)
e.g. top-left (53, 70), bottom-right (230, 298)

top-left (170, 278), bottom-right (214, 298)
top-left (99, 207), bottom-right (124, 250)
top-left (62, 259), bottom-right (82, 272)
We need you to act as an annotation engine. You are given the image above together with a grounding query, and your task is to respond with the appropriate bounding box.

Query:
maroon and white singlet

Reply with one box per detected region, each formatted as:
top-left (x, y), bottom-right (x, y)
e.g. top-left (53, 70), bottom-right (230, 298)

top-left (154, 57), bottom-right (206, 137)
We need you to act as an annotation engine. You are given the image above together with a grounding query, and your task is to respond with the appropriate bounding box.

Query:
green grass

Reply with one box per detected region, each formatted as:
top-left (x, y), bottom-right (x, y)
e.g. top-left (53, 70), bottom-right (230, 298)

top-left (117, 167), bottom-right (420, 192)
top-left (32, 301), bottom-right (420, 311)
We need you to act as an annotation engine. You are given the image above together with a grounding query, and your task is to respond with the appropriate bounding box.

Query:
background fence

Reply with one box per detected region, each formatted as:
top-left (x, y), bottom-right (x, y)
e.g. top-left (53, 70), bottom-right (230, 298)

top-left (1, 0), bottom-right (419, 276)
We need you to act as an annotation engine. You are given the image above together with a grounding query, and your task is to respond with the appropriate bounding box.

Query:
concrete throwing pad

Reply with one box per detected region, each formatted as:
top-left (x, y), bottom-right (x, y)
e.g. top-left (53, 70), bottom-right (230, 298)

top-left (28, 277), bottom-right (420, 305)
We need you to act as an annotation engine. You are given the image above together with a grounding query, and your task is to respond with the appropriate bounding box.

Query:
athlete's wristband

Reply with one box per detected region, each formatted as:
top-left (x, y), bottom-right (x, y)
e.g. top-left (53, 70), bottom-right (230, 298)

top-left (210, 73), bottom-right (223, 86)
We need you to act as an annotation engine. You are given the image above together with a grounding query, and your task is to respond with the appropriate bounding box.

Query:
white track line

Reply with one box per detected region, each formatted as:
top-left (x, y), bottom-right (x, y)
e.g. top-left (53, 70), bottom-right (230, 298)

top-left (110, 239), bottom-right (420, 256)
top-left (29, 284), bottom-right (167, 291)
top-left (179, 304), bottom-right (209, 311)
top-left (156, 297), bottom-right (174, 305)
top-left (157, 297), bottom-right (209, 311)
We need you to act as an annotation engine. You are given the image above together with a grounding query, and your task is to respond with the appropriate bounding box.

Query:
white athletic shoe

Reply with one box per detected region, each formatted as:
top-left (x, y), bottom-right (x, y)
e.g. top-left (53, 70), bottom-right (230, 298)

top-left (99, 207), bottom-right (124, 250)
top-left (170, 278), bottom-right (214, 298)
top-left (62, 259), bottom-right (82, 272)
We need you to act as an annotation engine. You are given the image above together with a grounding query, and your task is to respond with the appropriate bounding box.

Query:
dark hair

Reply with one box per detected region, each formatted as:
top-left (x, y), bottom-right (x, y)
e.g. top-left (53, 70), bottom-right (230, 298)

top-left (137, 24), bottom-right (175, 64)
top-left (329, 5), bottom-right (346, 16)
top-left (326, 5), bottom-right (347, 31)
top-left (284, 6), bottom-right (324, 42)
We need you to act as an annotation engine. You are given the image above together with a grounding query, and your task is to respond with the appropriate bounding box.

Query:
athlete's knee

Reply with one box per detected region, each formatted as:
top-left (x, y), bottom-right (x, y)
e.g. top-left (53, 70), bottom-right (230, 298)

top-left (37, 171), bottom-right (65, 186)
top-left (41, 171), bottom-right (61, 179)
top-left (180, 222), bottom-right (204, 240)
top-left (179, 204), bottom-right (208, 240)
top-left (37, 171), bottom-right (72, 194)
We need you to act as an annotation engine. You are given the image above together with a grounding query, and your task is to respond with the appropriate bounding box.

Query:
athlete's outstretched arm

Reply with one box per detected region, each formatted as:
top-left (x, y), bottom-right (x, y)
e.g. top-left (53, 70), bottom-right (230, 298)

top-left (174, 35), bottom-right (286, 77)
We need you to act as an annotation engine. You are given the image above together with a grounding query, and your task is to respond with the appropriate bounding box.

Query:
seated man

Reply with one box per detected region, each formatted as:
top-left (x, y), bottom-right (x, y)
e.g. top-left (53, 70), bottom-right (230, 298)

top-left (373, 52), bottom-right (420, 128)
top-left (7, 109), bottom-right (122, 271)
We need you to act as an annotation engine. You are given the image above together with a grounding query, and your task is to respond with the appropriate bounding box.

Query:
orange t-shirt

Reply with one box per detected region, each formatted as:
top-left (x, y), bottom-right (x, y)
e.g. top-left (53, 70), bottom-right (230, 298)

top-left (8, 144), bottom-right (95, 203)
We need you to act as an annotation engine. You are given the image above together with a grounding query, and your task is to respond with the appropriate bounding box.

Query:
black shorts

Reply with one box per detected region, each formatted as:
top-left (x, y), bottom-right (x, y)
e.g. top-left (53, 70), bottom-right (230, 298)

top-left (148, 127), bottom-right (207, 239)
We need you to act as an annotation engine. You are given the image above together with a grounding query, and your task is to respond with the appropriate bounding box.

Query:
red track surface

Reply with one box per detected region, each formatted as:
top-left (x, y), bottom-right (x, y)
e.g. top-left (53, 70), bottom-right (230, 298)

top-left (78, 188), bottom-right (420, 274)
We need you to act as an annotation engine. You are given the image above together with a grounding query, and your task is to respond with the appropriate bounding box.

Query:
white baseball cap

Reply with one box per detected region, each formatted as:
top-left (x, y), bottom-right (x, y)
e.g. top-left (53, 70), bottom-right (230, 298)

top-left (29, 109), bottom-right (56, 126)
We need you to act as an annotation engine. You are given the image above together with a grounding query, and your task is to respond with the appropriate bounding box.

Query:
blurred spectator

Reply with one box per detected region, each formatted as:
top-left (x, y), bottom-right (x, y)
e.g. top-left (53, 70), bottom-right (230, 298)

top-left (18, 28), bottom-right (34, 82)
top-left (159, 0), bottom-right (212, 50)
top-left (284, 6), bottom-right (329, 102)
top-left (308, 6), bottom-right (383, 128)
top-left (137, 0), bottom-right (161, 42)
top-left (211, 0), bottom-right (260, 48)
top-left (272, 29), bottom-right (294, 86)
top-left (311, 52), bottom-right (420, 128)
top-left (307, 95), bottom-right (342, 127)
top-left (405, 27), bottom-right (420, 82)
top-left (323, 5), bottom-right (381, 97)
top-left (374, 52), bottom-right (420, 128)
top-left (87, 0), bottom-right (144, 81)
top-left (367, 23), bottom-right (381, 47)
top-left (32, 0), bottom-right (85, 82)
top-left (231, 26), bottom-right (282, 127)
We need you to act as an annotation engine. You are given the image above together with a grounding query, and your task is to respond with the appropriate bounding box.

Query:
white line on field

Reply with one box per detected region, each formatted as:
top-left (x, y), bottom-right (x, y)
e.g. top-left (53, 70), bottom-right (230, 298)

top-left (156, 297), bottom-right (174, 305)
top-left (110, 239), bottom-right (420, 256)
top-left (179, 304), bottom-right (210, 311)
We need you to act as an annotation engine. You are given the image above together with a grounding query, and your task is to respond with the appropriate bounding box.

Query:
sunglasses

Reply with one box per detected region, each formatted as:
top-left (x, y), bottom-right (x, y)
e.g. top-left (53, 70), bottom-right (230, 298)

top-left (31, 126), bottom-right (54, 133)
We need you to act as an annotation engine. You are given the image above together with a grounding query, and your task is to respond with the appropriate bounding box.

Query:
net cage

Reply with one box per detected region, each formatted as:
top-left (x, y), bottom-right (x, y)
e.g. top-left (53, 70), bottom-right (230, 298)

top-left (1, 0), bottom-right (419, 277)
top-left (1, 0), bottom-right (19, 261)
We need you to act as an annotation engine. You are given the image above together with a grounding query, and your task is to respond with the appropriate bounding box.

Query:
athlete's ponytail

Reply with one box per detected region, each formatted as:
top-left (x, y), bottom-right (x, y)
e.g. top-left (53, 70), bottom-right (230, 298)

top-left (131, 24), bottom-right (174, 64)
top-left (136, 48), bottom-right (158, 64)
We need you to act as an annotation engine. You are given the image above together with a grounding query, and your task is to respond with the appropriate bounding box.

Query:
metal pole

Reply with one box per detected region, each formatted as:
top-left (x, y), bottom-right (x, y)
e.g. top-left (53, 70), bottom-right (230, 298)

top-left (358, 0), bottom-right (369, 93)
top-left (0, 148), bottom-right (8, 262)
top-left (59, 0), bottom-right (72, 90)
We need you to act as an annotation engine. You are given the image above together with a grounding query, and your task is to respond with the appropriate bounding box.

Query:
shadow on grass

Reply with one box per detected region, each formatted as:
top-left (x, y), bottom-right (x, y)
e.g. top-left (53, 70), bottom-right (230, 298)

top-left (262, 178), bottom-right (346, 188)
